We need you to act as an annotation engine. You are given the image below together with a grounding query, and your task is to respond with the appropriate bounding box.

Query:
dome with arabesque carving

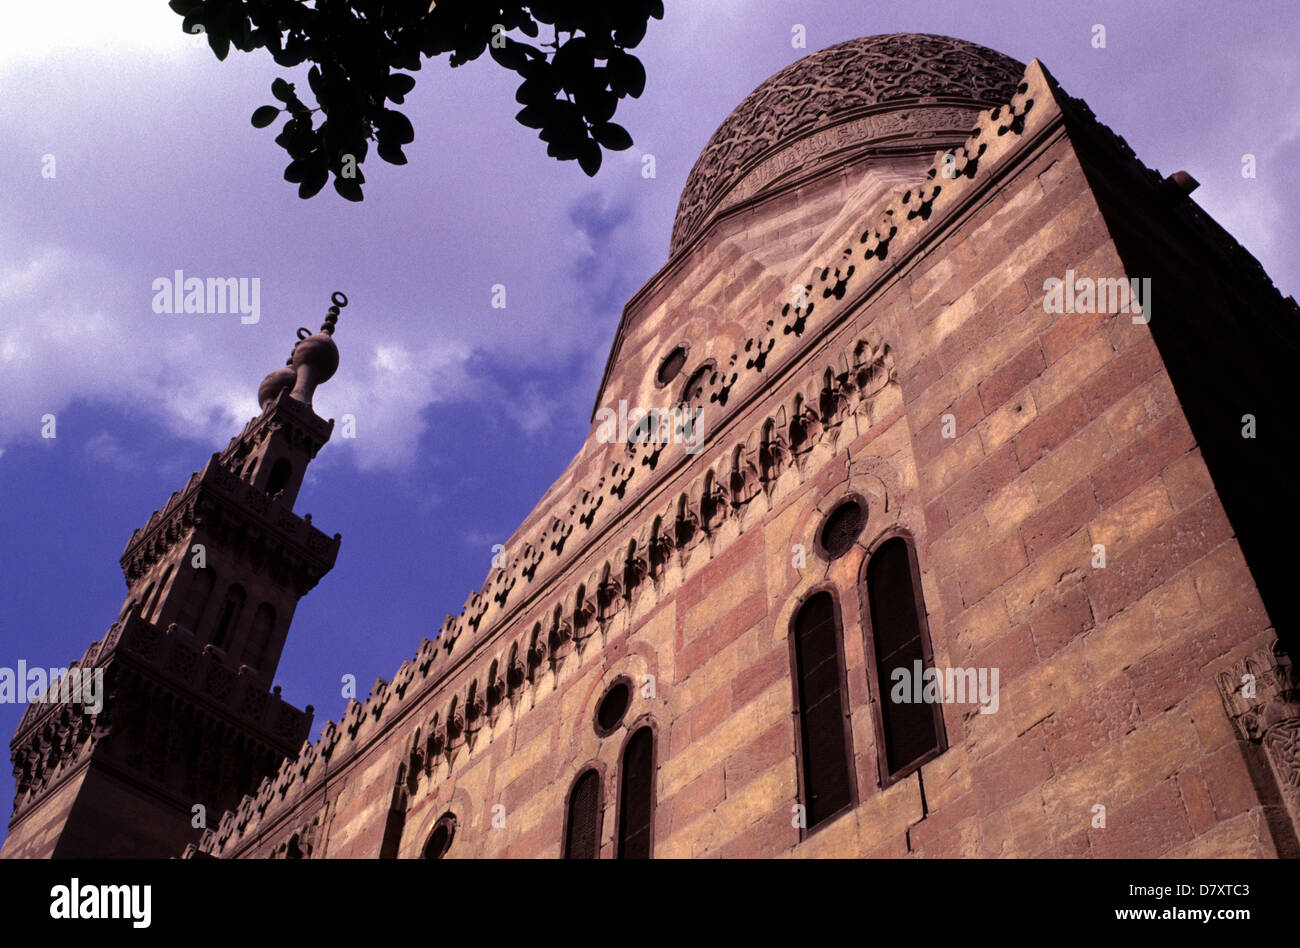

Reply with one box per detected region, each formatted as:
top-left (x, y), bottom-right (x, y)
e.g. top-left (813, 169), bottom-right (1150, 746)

top-left (671, 33), bottom-right (1025, 254)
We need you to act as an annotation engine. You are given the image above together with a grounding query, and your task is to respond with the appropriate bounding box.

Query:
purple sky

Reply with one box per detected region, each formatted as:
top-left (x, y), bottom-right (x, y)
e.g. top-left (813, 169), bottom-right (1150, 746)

top-left (1, 1), bottom-right (1296, 849)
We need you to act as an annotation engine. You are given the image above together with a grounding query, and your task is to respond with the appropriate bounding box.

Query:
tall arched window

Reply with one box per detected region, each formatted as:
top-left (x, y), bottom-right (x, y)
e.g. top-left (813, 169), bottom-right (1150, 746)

top-left (242, 603), bottom-right (276, 670)
top-left (617, 726), bottom-right (655, 858)
top-left (212, 583), bottom-right (246, 650)
top-left (790, 590), bottom-right (854, 831)
top-left (147, 566), bottom-right (174, 622)
top-left (177, 568), bottom-right (216, 636)
top-left (138, 582), bottom-right (155, 622)
top-left (379, 773), bottom-right (406, 859)
top-left (564, 768), bottom-right (602, 859)
top-left (265, 458), bottom-right (292, 498)
top-left (864, 535), bottom-right (945, 781)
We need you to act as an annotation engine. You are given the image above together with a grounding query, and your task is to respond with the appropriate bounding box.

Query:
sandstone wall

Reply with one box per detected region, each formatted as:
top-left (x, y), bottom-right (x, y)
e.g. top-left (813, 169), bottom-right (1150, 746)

top-left (197, 62), bottom-right (1292, 860)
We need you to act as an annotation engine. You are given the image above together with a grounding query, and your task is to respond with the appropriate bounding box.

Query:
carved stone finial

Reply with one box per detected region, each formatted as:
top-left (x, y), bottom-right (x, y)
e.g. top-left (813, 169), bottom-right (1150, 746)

top-left (320, 290), bottom-right (347, 337)
top-left (285, 292), bottom-right (347, 407)
top-left (258, 293), bottom-right (348, 409)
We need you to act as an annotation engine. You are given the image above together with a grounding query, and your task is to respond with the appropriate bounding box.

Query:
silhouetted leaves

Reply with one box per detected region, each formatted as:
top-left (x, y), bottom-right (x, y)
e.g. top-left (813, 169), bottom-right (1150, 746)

top-left (287, 151), bottom-right (329, 199)
top-left (172, 0), bottom-right (664, 201)
top-left (592, 121), bottom-right (632, 151)
top-left (251, 105), bottom-right (280, 128)
top-left (577, 139), bottom-right (601, 175)
top-left (333, 175), bottom-right (365, 202)
top-left (385, 73), bottom-right (416, 104)
top-left (607, 50), bottom-right (647, 98)
top-left (376, 109), bottom-right (414, 145)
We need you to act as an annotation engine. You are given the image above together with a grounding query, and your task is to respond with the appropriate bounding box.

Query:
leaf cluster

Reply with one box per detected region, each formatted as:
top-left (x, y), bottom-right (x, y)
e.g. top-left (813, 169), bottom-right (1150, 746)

top-left (169, 0), bottom-right (664, 199)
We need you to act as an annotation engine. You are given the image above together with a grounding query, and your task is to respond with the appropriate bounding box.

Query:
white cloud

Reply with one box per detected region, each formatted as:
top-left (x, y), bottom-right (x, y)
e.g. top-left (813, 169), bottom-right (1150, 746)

top-left (314, 338), bottom-right (475, 473)
top-left (0, 1), bottom-right (191, 73)
top-left (0, 6), bottom-right (653, 480)
top-left (0, 238), bottom-right (480, 473)
top-left (503, 390), bottom-right (562, 437)
top-left (0, 240), bottom-right (250, 441)
top-left (84, 431), bottom-right (140, 473)
top-left (0, 224), bottom-right (603, 477)
top-left (461, 527), bottom-right (503, 553)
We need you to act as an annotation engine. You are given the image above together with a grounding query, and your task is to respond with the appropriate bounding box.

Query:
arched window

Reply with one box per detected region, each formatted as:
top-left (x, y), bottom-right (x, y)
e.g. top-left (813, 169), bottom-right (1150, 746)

top-left (212, 584), bottom-right (246, 650)
top-left (177, 568), bottom-right (216, 636)
top-left (138, 582), bottom-right (155, 622)
top-left (679, 362), bottom-right (714, 409)
top-left (242, 603), bottom-right (276, 670)
top-left (147, 566), bottom-right (174, 622)
top-left (564, 768), bottom-right (602, 859)
top-left (422, 813), bottom-right (456, 859)
top-left (617, 726), bottom-right (655, 858)
top-left (790, 590), bottom-right (854, 831)
top-left (379, 773), bottom-right (406, 859)
top-left (265, 458), bottom-right (292, 498)
top-left (864, 535), bottom-right (945, 781)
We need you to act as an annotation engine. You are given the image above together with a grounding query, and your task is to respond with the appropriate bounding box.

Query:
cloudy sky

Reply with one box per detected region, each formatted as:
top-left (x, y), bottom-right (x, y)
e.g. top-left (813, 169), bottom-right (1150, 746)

top-left (1, 1), bottom-right (1296, 846)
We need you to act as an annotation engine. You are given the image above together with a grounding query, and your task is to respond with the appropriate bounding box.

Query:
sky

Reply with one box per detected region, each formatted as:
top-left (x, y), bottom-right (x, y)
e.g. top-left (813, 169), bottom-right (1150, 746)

top-left (1, 1), bottom-right (1296, 849)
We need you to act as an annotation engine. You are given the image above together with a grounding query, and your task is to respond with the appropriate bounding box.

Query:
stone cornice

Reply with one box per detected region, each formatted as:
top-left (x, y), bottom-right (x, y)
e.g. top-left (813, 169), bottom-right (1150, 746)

top-left (8, 610), bottom-right (311, 824)
top-left (218, 388), bottom-right (335, 469)
top-left (110, 617), bottom-right (313, 748)
top-left (121, 389), bottom-right (337, 586)
top-left (119, 453), bottom-right (340, 588)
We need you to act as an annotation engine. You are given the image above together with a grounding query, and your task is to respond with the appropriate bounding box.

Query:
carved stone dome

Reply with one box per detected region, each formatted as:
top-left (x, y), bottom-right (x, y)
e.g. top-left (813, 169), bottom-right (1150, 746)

top-left (670, 33), bottom-right (1025, 255)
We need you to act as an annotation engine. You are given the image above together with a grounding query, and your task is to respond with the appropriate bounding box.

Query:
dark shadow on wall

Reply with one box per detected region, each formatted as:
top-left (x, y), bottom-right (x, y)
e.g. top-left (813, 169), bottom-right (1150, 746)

top-left (1066, 104), bottom-right (1300, 659)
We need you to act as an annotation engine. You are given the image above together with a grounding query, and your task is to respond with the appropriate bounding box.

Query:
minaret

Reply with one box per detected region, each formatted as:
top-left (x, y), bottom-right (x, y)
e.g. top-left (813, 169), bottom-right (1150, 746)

top-left (2, 293), bottom-right (350, 858)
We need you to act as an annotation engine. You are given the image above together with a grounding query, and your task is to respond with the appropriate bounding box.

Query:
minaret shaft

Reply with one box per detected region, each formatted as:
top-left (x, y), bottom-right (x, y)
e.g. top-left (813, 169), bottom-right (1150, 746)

top-left (2, 294), bottom-right (350, 858)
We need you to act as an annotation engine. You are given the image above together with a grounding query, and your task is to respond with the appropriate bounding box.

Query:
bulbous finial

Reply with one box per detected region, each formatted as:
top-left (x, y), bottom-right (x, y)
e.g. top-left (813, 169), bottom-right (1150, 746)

top-left (287, 291), bottom-right (347, 406)
top-left (260, 292), bottom-right (349, 409)
top-left (258, 365), bottom-right (297, 409)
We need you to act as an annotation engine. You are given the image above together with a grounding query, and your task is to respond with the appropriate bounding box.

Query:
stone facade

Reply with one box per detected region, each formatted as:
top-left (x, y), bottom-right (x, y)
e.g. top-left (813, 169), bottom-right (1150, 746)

top-left (10, 35), bottom-right (1299, 859)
